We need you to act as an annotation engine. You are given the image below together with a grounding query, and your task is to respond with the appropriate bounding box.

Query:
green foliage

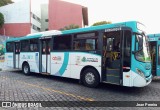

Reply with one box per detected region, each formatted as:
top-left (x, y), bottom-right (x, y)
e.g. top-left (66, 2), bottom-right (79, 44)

top-left (0, 0), bottom-right (13, 27)
top-left (60, 24), bottom-right (80, 31)
top-left (92, 21), bottom-right (112, 26)
top-left (0, 0), bottom-right (13, 7)
top-left (0, 12), bottom-right (4, 28)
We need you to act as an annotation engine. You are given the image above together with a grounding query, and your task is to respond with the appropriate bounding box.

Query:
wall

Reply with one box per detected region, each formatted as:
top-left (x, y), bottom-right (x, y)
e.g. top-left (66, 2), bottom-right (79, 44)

top-left (0, 0), bottom-right (30, 37)
top-left (0, 0), bottom-right (30, 23)
top-left (30, 0), bottom-right (41, 33)
top-left (41, 4), bottom-right (49, 31)
top-left (0, 23), bottom-right (31, 37)
top-left (49, 0), bottom-right (83, 30)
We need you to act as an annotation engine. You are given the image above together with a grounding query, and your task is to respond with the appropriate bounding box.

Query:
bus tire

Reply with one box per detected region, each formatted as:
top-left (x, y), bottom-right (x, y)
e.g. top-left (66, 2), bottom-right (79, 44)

top-left (82, 68), bottom-right (100, 88)
top-left (22, 63), bottom-right (30, 75)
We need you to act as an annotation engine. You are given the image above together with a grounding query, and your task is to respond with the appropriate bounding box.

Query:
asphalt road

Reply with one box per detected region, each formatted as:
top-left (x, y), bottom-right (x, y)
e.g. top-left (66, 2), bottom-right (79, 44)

top-left (0, 70), bottom-right (160, 110)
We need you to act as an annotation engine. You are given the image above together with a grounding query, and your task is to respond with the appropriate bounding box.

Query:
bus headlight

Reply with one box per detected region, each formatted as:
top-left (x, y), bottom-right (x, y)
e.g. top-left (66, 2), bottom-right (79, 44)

top-left (136, 68), bottom-right (145, 78)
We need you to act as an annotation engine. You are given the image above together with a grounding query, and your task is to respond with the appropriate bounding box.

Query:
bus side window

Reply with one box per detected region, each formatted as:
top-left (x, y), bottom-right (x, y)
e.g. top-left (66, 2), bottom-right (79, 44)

top-left (21, 40), bottom-right (29, 52)
top-left (6, 42), bottom-right (14, 52)
top-left (74, 42), bottom-right (80, 50)
top-left (30, 39), bottom-right (39, 52)
top-left (85, 43), bottom-right (92, 50)
top-left (53, 35), bottom-right (72, 51)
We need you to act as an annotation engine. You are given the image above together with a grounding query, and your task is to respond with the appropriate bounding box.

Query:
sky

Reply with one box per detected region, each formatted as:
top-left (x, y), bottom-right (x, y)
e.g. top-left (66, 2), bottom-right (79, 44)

top-left (12, 0), bottom-right (160, 34)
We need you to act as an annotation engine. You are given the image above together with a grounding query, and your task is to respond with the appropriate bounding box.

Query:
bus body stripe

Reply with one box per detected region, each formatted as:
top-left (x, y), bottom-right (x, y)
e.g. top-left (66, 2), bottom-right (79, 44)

top-left (54, 52), bottom-right (69, 76)
top-left (59, 52), bottom-right (69, 75)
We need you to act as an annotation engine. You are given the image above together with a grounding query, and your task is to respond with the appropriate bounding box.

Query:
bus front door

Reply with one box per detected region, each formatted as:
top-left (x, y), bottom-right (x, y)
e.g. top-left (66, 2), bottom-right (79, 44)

top-left (14, 42), bottom-right (20, 69)
top-left (103, 30), bottom-right (123, 85)
top-left (41, 39), bottom-right (51, 73)
top-left (156, 42), bottom-right (160, 76)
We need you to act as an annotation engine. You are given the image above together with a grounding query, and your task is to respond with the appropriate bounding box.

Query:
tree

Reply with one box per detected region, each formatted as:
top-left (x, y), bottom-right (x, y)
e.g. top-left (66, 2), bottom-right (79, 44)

top-left (60, 24), bottom-right (80, 31)
top-left (0, 0), bottom-right (13, 7)
top-left (92, 21), bottom-right (112, 26)
top-left (0, 12), bottom-right (4, 28)
top-left (0, 0), bottom-right (13, 28)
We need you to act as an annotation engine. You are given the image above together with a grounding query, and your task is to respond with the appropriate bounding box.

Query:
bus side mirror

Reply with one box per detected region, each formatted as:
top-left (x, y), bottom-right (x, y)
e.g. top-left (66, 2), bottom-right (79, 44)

top-left (132, 48), bottom-right (142, 54)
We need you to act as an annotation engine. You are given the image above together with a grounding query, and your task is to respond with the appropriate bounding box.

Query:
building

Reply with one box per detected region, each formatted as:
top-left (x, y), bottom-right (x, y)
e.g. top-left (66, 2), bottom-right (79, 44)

top-left (0, 0), bottom-right (88, 37)
top-left (41, 4), bottom-right (49, 32)
top-left (49, 0), bottom-right (88, 30)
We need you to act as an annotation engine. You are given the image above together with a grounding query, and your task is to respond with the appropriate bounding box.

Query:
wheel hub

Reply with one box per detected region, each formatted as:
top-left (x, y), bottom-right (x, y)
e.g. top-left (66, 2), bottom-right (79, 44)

top-left (85, 72), bottom-right (95, 84)
top-left (24, 66), bottom-right (28, 73)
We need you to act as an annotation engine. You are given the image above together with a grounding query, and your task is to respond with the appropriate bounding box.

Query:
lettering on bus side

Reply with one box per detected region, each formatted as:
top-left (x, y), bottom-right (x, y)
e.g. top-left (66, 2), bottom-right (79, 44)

top-left (52, 56), bottom-right (62, 61)
top-left (81, 57), bottom-right (98, 62)
top-left (21, 55), bottom-right (33, 59)
top-left (149, 38), bottom-right (156, 41)
top-left (105, 27), bottom-right (121, 32)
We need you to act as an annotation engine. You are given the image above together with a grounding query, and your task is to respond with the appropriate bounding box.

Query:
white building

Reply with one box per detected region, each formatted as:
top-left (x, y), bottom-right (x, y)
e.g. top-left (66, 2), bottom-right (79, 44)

top-left (0, 0), bottom-right (43, 36)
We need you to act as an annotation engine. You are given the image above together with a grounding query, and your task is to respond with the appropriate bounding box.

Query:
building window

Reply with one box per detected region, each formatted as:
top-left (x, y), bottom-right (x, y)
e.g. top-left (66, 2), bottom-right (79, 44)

top-left (45, 19), bottom-right (49, 22)
top-left (32, 24), bottom-right (41, 32)
top-left (37, 17), bottom-right (41, 22)
top-left (31, 12), bottom-right (41, 22)
top-left (37, 27), bottom-right (40, 31)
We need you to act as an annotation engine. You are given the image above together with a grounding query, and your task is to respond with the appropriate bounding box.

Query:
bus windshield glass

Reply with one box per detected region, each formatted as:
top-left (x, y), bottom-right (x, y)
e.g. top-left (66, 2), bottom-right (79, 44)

top-left (135, 33), bottom-right (151, 62)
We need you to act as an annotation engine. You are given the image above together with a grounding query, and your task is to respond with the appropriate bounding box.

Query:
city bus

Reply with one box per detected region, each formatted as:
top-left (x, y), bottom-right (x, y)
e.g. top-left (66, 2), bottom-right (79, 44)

top-left (5, 21), bottom-right (152, 87)
top-left (148, 34), bottom-right (160, 76)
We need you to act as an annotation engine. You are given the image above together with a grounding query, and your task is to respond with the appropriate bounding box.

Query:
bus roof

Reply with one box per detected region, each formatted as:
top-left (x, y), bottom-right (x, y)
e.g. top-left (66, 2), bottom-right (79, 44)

top-left (6, 21), bottom-right (138, 42)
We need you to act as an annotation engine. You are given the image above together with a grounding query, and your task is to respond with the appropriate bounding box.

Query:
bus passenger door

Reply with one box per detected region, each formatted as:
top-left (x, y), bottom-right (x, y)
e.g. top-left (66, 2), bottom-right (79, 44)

top-left (41, 39), bottom-right (51, 73)
top-left (102, 30), bottom-right (123, 85)
top-left (156, 42), bottom-right (160, 76)
top-left (149, 41), bottom-right (157, 76)
top-left (14, 42), bottom-right (20, 69)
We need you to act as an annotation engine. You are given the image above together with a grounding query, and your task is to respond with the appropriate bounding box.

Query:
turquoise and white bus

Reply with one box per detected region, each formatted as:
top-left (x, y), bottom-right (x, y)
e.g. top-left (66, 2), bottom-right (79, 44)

top-left (148, 34), bottom-right (160, 76)
top-left (5, 21), bottom-right (152, 87)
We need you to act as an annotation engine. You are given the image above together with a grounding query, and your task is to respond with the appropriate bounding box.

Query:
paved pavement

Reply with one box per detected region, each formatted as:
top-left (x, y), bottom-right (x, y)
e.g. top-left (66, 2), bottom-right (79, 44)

top-left (0, 70), bottom-right (160, 110)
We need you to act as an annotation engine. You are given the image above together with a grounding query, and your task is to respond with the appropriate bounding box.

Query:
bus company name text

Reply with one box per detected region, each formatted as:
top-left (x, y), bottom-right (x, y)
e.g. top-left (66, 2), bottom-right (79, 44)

top-left (52, 56), bottom-right (61, 61)
top-left (105, 28), bottom-right (121, 32)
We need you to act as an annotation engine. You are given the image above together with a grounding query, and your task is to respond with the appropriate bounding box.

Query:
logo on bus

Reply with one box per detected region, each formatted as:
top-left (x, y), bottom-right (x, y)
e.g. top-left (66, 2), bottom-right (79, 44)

top-left (52, 56), bottom-right (61, 61)
top-left (81, 57), bottom-right (98, 62)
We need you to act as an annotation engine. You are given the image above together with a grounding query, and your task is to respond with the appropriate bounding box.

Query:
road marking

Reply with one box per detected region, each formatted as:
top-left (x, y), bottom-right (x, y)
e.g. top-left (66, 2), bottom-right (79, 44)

top-left (16, 80), bottom-right (94, 101)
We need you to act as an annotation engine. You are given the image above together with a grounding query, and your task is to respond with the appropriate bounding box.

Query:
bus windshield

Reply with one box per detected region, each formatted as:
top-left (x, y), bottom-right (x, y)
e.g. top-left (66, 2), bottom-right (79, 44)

top-left (135, 33), bottom-right (151, 62)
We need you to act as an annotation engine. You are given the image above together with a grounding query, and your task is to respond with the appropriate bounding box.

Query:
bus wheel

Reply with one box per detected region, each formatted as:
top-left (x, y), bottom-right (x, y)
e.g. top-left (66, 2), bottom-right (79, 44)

top-left (82, 68), bottom-right (100, 88)
top-left (22, 63), bottom-right (30, 75)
